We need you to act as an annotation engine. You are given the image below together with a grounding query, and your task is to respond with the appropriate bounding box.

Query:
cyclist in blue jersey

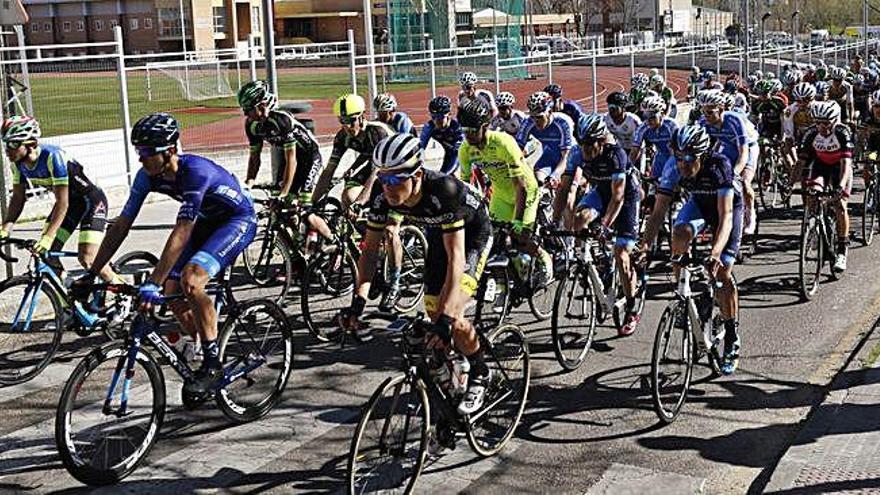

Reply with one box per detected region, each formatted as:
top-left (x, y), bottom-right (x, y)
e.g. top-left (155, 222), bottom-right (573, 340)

top-left (630, 95), bottom-right (678, 179)
top-left (544, 84), bottom-right (584, 124)
top-left (0, 115), bottom-right (121, 285)
top-left (420, 95), bottom-right (464, 175)
top-left (639, 125), bottom-right (744, 375)
top-left (373, 93), bottom-right (416, 136)
top-left (699, 89), bottom-right (760, 235)
top-left (565, 114), bottom-right (644, 335)
top-left (78, 113), bottom-right (257, 394)
top-left (517, 91), bottom-right (574, 185)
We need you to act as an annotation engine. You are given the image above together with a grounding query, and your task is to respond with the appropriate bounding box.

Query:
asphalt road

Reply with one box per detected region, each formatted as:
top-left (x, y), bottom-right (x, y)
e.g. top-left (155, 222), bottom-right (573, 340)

top-left (2, 174), bottom-right (880, 494)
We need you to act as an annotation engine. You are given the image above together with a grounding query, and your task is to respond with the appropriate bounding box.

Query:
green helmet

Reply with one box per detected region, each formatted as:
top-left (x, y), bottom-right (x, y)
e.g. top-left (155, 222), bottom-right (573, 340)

top-left (1, 115), bottom-right (41, 143)
top-left (237, 80), bottom-right (277, 112)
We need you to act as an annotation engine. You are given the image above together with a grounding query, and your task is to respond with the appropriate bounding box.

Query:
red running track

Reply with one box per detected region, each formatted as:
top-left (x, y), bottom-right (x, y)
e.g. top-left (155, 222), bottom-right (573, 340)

top-left (182, 66), bottom-right (690, 151)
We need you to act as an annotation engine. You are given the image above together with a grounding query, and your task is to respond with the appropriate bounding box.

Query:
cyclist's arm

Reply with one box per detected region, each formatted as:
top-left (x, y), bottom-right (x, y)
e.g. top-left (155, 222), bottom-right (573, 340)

top-left (278, 145), bottom-right (298, 199)
top-left (89, 215), bottom-right (133, 275)
top-left (1, 183), bottom-right (26, 232)
top-left (711, 191), bottom-right (734, 261)
top-left (435, 228), bottom-right (466, 317)
top-left (312, 139), bottom-right (347, 202)
top-left (602, 177), bottom-right (626, 228)
top-left (43, 185), bottom-right (70, 243)
top-left (552, 148), bottom-right (570, 180)
top-left (353, 167), bottom-right (378, 206)
top-left (513, 176), bottom-right (527, 221)
top-left (148, 218), bottom-right (195, 285)
top-left (244, 124), bottom-right (263, 187)
top-left (734, 143), bottom-right (748, 174)
top-left (640, 193), bottom-right (670, 251)
top-left (418, 124), bottom-right (433, 150)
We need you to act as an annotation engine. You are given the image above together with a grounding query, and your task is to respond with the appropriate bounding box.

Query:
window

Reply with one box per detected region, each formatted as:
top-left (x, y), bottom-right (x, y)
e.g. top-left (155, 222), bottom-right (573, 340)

top-left (144, 18), bottom-right (152, 29)
top-left (110, 19), bottom-right (118, 28)
top-left (63, 21), bottom-right (71, 32)
top-left (212, 7), bottom-right (225, 34)
top-left (130, 18), bottom-right (138, 30)
top-left (43, 22), bottom-right (51, 32)
top-left (76, 20), bottom-right (84, 31)
top-left (158, 8), bottom-right (183, 37)
top-left (95, 19), bottom-right (104, 31)
top-left (455, 12), bottom-right (471, 30)
top-left (252, 7), bottom-right (260, 32)
top-left (30, 22), bottom-right (37, 33)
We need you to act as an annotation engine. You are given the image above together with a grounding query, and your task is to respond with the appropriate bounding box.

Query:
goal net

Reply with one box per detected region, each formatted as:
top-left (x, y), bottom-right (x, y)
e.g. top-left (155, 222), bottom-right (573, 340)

top-left (149, 59), bottom-right (236, 101)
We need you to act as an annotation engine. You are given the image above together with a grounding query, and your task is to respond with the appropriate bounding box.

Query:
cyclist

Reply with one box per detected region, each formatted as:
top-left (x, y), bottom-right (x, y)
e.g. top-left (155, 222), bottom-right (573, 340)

top-left (237, 81), bottom-right (332, 240)
top-left (517, 91), bottom-right (574, 185)
top-left (420, 95), bottom-right (464, 175)
top-left (799, 100), bottom-right (853, 272)
top-left (815, 81), bottom-right (831, 102)
top-left (604, 91), bottom-right (642, 153)
top-left (650, 74), bottom-right (678, 118)
top-left (700, 90), bottom-right (760, 236)
top-left (457, 71), bottom-right (497, 117)
top-left (783, 82), bottom-right (818, 184)
top-left (78, 113), bottom-right (257, 393)
top-left (339, 133), bottom-right (494, 416)
top-left (688, 65), bottom-right (702, 101)
top-left (311, 94), bottom-right (404, 311)
top-left (566, 114), bottom-right (643, 336)
top-left (0, 115), bottom-right (120, 288)
top-left (627, 73), bottom-right (651, 115)
top-left (700, 70), bottom-right (724, 91)
top-left (631, 95), bottom-right (678, 180)
top-left (781, 69), bottom-right (802, 102)
top-left (544, 83), bottom-right (584, 124)
top-left (458, 98), bottom-right (553, 286)
top-left (828, 67), bottom-right (855, 123)
top-left (490, 91), bottom-right (528, 137)
top-left (373, 92), bottom-right (416, 136)
top-left (753, 80), bottom-right (787, 145)
top-left (639, 125), bottom-right (743, 375)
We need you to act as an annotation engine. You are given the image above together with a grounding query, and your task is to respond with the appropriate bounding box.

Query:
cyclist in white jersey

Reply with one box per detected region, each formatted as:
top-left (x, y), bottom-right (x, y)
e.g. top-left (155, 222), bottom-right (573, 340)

top-left (490, 91), bottom-right (528, 136)
top-left (604, 91), bottom-right (643, 151)
top-left (458, 71), bottom-right (498, 117)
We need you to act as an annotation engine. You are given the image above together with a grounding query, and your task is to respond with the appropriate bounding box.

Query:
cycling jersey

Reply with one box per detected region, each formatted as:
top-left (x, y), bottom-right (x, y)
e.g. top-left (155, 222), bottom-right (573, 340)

top-left (861, 113), bottom-right (880, 152)
top-left (633, 116), bottom-right (678, 177)
top-left (516, 112), bottom-right (574, 177)
top-left (490, 109), bottom-right (528, 136)
top-left (458, 130), bottom-right (539, 224)
top-left (604, 112), bottom-right (642, 149)
top-left (328, 121), bottom-right (394, 187)
top-left (12, 144), bottom-right (97, 196)
top-left (559, 100), bottom-right (584, 124)
top-left (384, 111), bottom-right (416, 136)
top-left (700, 112), bottom-right (759, 168)
top-left (800, 124), bottom-right (854, 196)
top-left (366, 169), bottom-right (493, 306)
top-left (419, 118), bottom-right (464, 175)
top-left (753, 97), bottom-right (787, 138)
top-left (458, 89), bottom-right (498, 115)
top-left (701, 81), bottom-right (725, 91)
top-left (245, 109), bottom-right (323, 193)
top-left (783, 102), bottom-right (814, 141)
top-left (828, 81), bottom-right (854, 120)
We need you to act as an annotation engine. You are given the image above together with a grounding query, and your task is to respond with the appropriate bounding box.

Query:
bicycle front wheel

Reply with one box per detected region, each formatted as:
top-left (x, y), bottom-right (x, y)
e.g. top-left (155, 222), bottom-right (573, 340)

top-left (651, 303), bottom-right (694, 424)
top-left (798, 214), bottom-right (823, 301)
top-left (55, 342), bottom-right (165, 485)
top-left (466, 324), bottom-right (530, 457)
top-left (240, 231), bottom-right (294, 304)
top-left (216, 299), bottom-right (294, 423)
top-left (301, 247), bottom-right (358, 342)
top-left (550, 267), bottom-right (596, 371)
top-left (391, 225), bottom-right (427, 314)
top-left (348, 374), bottom-right (430, 495)
top-left (863, 179), bottom-right (878, 246)
top-left (0, 275), bottom-right (64, 385)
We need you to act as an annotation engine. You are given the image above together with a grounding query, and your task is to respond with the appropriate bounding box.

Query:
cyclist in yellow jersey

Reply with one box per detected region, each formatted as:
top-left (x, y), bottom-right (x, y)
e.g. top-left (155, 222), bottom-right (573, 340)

top-left (456, 99), bottom-right (553, 285)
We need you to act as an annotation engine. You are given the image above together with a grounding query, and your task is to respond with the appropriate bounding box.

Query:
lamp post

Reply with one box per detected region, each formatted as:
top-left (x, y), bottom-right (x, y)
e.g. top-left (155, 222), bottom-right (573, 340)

top-left (791, 10), bottom-right (801, 66)
top-left (761, 12), bottom-right (771, 72)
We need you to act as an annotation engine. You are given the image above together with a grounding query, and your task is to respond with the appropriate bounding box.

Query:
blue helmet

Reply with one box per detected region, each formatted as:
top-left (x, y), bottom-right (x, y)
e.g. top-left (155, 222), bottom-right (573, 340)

top-left (575, 113), bottom-right (607, 143)
top-left (671, 125), bottom-right (711, 155)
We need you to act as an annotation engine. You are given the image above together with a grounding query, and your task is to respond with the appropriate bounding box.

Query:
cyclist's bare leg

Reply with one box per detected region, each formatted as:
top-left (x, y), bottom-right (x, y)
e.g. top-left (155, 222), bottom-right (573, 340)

top-left (715, 264), bottom-right (738, 320)
top-left (180, 263), bottom-right (217, 342)
top-left (78, 241), bottom-right (118, 282)
top-left (341, 185), bottom-right (363, 212)
top-left (614, 245), bottom-right (636, 299)
top-left (741, 168), bottom-right (756, 223)
top-left (166, 279), bottom-right (198, 337)
top-left (384, 222), bottom-right (403, 284)
top-left (306, 213), bottom-right (333, 240)
top-left (671, 224), bottom-right (694, 283)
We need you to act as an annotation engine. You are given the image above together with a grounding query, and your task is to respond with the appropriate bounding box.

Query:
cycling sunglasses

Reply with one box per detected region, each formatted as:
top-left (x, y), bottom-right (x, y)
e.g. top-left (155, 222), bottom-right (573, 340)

top-left (4, 140), bottom-right (22, 150)
top-left (461, 126), bottom-right (482, 134)
top-left (136, 145), bottom-right (170, 158)
top-left (675, 153), bottom-right (699, 164)
top-left (431, 113), bottom-right (449, 120)
top-left (338, 114), bottom-right (360, 126)
top-left (377, 170), bottom-right (416, 186)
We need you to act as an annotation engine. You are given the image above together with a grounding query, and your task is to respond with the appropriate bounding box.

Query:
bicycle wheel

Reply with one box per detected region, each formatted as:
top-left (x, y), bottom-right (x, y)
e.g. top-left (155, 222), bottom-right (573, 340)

top-left (240, 230), bottom-right (294, 305)
top-left (301, 247), bottom-right (358, 342)
top-left (0, 275), bottom-right (64, 385)
top-left (215, 299), bottom-right (294, 423)
top-left (863, 179), bottom-right (877, 246)
top-left (473, 263), bottom-right (511, 331)
top-left (550, 267), bottom-right (596, 371)
top-left (466, 324), bottom-right (530, 457)
top-left (113, 251), bottom-right (174, 324)
top-left (798, 214), bottom-right (823, 300)
top-left (391, 225), bottom-right (427, 314)
top-left (348, 374), bottom-right (430, 495)
top-left (826, 214), bottom-right (841, 281)
top-left (757, 156), bottom-right (774, 210)
top-left (650, 302), bottom-right (694, 424)
top-left (55, 342), bottom-right (165, 485)
top-left (527, 254), bottom-right (558, 321)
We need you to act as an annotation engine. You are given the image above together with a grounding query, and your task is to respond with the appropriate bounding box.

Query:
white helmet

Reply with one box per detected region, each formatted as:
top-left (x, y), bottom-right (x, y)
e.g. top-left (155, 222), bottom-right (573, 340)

top-left (495, 91), bottom-right (516, 108)
top-left (810, 100), bottom-right (841, 121)
top-left (372, 133), bottom-right (423, 174)
top-left (372, 93), bottom-right (398, 112)
top-left (641, 95), bottom-right (667, 113)
top-left (650, 74), bottom-right (665, 88)
top-left (699, 89), bottom-right (727, 108)
top-left (792, 82), bottom-right (817, 101)
top-left (459, 71), bottom-right (478, 88)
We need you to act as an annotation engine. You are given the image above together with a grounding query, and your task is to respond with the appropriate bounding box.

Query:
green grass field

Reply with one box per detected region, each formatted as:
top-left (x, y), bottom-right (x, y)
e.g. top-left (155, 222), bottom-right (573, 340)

top-left (26, 69), bottom-right (426, 137)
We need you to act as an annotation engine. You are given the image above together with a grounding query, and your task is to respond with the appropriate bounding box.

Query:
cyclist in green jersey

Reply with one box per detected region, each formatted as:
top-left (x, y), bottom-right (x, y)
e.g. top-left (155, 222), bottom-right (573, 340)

top-left (457, 98), bottom-right (553, 285)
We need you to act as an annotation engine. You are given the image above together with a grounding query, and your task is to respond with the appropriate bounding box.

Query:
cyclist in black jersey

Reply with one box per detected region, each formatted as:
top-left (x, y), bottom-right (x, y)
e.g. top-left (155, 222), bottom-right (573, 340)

top-left (338, 133), bottom-right (494, 415)
top-left (752, 80), bottom-right (786, 140)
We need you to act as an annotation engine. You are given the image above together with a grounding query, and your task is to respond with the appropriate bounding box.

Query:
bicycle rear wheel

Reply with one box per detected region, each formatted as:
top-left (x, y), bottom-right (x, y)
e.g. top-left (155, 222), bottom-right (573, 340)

top-left (240, 231), bottom-right (295, 305)
top-left (0, 275), bottom-right (64, 385)
top-left (863, 179), bottom-right (878, 246)
top-left (798, 214), bottom-right (823, 301)
top-left (215, 299), bottom-right (294, 423)
top-left (651, 302), bottom-right (694, 424)
top-left (390, 225), bottom-right (427, 314)
top-left (466, 324), bottom-right (530, 457)
top-left (348, 374), bottom-right (430, 495)
top-left (550, 267), bottom-right (596, 371)
top-left (55, 342), bottom-right (165, 485)
top-left (301, 247), bottom-right (358, 342)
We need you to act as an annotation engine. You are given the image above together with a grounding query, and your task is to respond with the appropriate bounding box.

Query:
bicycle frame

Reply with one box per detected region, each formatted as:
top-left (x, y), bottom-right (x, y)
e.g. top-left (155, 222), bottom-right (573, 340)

top-left (577, 240), bottom-right (626, 319)
top-left (672, 260), bottom-right (724, 356)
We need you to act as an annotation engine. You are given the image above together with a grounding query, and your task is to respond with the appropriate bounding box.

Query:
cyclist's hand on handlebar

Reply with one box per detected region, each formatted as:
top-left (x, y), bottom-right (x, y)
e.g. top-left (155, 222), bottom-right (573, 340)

top-left (34, 235), bottom-right (53, 256)
top-left (705, 256), bottom-right (723, 279)
top-left (425, 314), bottom-right (454, 351)
top-left (138, 282), bottom-right (163, 312)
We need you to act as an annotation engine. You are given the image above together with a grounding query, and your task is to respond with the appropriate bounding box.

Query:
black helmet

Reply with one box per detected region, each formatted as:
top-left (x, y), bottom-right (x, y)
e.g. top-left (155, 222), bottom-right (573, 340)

top-left (544, 83), bottom-right (563, 98)
top-left (606, 91), bottom-right (628, 107)
top-left (457, 98), bottom-right (491, 128)
top-left (131, 113), bottom-right (180, 149)
top-left (428, 95), bottom-right (453, 115)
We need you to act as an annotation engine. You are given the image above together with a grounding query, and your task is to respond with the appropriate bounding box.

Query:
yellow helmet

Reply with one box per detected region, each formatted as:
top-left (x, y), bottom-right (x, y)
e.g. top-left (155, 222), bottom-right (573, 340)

top-left (333, 94), bottom-right (366, 118)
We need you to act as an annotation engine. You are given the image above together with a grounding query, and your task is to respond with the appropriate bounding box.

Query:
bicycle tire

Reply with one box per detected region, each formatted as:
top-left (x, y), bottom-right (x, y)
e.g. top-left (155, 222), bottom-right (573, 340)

top-left (348, 374), bottom-right (430, 495)
top-left (215, 299), bottom-right (294, 423)
top-left (466, 323), bottom-right (530, 457)
top-left (826, 213), bottom-right (841, 281)
top-left (550, 267), bottom-right (596, 371)
top-left (798, 213), bottom-right (823, 300)
top-left (55, 342), bottom-right (165, 485)
top-left (390, 225), bottom-right (427, 314)
top-left (863, 178), bottom-right (877, 246)
top-left (650, 303), bottom-right (694, 424)
top-left (0, 275), bottom-right (65, 385)
top-left (301, 246), bottom-right (358, 342)
top-left (240, 229), bottom-right (295, 305)
top-left (527, 255), bottom-right (558, 321)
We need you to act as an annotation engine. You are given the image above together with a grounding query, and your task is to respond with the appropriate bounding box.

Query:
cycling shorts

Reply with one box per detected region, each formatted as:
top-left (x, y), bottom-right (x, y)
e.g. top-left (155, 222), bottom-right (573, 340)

top-left (745, 143), bottom-right (759, 172)
top-left (170, 215), bottom-right (257, 280)
top-left (674, 199), bottom-right (744, 267)
top-left (804, 161), bottom-right (852, 198)
top-left (272, 146), bottom-right (323, 196)
top-left (52, 188), bottom-right (109, 248)
top-left (576, 189), bottom-right (641, 249)
top-left (423, 228), bottom-right (493, 314)
top-left (488, 188), bottom-right (539, 228)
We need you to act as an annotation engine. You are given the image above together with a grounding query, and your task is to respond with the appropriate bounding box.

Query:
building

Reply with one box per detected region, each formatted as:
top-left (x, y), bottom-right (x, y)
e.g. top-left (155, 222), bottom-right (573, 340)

top-left (21, 0), bottom-right (262, 55)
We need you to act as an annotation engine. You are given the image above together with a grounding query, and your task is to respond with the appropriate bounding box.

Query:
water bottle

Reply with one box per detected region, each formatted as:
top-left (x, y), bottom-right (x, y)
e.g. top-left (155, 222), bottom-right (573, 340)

top-left (511, 253), bottom-right (532, 282)
top-left (449, 354), bottom-right (471, 398)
